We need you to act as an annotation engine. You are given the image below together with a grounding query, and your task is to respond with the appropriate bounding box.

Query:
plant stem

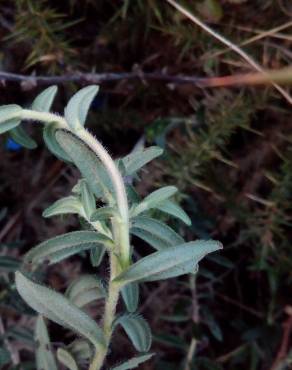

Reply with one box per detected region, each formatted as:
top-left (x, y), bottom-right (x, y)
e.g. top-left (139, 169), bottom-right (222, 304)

top-left (20, 109), bottom-right (131, 264)
top-left (20, 109), bottom-right (131, 370)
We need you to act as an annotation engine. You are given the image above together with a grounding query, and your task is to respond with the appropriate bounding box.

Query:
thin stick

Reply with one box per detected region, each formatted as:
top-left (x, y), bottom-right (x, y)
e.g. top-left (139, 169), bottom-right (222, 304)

top-left (210, 21), bottom-right (292, 59)
top-left (165, 0), bottom-right (292, 105)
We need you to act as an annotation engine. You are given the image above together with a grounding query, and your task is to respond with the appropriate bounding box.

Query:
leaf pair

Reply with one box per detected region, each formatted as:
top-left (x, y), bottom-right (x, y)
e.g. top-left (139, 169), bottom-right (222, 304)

top-left (131, 186), bottom-right (191, 225)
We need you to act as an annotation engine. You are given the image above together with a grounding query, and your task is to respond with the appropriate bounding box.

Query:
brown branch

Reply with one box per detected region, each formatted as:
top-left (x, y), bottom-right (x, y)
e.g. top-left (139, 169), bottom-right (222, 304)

top-left (0, 68), bottom-right (291, 91)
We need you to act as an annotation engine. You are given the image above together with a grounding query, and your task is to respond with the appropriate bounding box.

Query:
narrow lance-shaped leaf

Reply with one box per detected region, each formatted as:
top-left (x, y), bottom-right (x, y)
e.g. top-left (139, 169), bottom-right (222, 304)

top-left (43, 196), bottom-right (82, 218)
top-left (122, 146), bottom-right (163, 175)
top-left (80, 179), bottom-right (96, 219)
top-left (90, 246), bottom-right (106, 267)
top-left (15, 272), bottom-right (105, 348)
top-left (57, 348), bottom-right (79, 370)
top-left (0, 105), bottom-right (22, 134)
top-left (56, 131), bottom-right (114, 202)
top-left (90, 206), bottom-right (117, 222)
top-left (24, 231), bottom-right (110, 266)
top-left (10, 125), bottom-right (37, 149)
top-left (43, 124), bottom-right (72, 162)
top-left (32, 86), bottom-right (58, 112)
top-left (66, 275), bottom-right (106, 308)
top-left (64, 85), bottom-right (99, 130)
top-left (156, 200), bottom-right (191, 226)
top-left (111, 353), bottom-right (154, 370)
top-left (130, 216), bottom-right (184, 250)
top-left (35, 315), bottom-right (58, 370)
top-left (114, 314), bottom-right (152, 352)
top-left (114, 240), bottom-right (222, 284)
top-left (121, 283), bottom-right (139, 313)
top-left (132, 186), bottom-right (178, 216)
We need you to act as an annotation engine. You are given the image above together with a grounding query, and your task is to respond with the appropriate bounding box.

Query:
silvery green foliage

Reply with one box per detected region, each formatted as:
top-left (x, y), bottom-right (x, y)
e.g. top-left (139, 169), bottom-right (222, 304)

top-left (0, 86), bottom-right (222, 370)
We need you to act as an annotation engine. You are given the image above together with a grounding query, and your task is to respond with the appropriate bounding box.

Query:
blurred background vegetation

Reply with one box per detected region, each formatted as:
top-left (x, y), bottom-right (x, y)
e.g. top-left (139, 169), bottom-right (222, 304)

top-left (0, 0), bottom-right (291, 369)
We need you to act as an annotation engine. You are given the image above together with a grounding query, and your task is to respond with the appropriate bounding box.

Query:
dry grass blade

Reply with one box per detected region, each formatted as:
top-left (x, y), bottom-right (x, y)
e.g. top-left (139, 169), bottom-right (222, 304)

top-left (165, 0), bottom-right (292, 105)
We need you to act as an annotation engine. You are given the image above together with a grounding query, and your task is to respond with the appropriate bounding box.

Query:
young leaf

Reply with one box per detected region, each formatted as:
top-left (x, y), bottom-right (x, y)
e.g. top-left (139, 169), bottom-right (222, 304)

top-left (122, 146), bottom-right (163, 175)
top-left (64, 85), bottom-right (99, 130)
top-left (56, 131), bottom-right (114, 202)
top-left (80, 179), bottom-right (96, 219)
top-left (156, 200), bottom-right (191, 225)
top-left (90, 206), bottom-right (117, 222)
top-left (0, 105), bottom-right (22, 134)
top-left (66, 275), bottom-right (106, 308)
top-left (115, 314), bottom-right (152, 352)
top-left (15, 272), bottom-right (105, 348)
top-left (67, 339), bottom-right (92, 362)
top-left (131, 216), bottom-right (184, 250)
top-left (90, 246), bottom-right (106, 267)
top-left (133, 186), bottom-right (178, 216)
top-left (35, 315), bottom-right (58, 370)
top-left (111, 353), bottom-right (154, 370)
top-left (32, 86), bottom-right (58, 112)
top-left (42, 196), bottom-right (82, 218)
top-left (0, 118), bottom-right (21, 134)
top-left (10, 125), bottom-right (37, 149)
top-left (114, 240), bottom-right (222, 284)
top-left (43, 124), bottom-right (72, 162)
top-left (57, 348), bottom-right (79, 370)
top-left (24, 231), bottom-right (109, 266)
top-left (121, 283), bottom-right (139, 313)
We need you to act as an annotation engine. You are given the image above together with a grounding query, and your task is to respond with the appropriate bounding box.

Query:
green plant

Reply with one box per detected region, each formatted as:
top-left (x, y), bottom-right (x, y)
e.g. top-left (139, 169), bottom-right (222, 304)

top-left (0, 85), bottom-right (222, 370)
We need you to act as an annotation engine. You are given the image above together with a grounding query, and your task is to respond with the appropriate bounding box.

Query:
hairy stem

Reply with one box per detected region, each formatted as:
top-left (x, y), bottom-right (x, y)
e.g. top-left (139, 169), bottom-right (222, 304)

top-left (20, 109), bottom-right (131, 370)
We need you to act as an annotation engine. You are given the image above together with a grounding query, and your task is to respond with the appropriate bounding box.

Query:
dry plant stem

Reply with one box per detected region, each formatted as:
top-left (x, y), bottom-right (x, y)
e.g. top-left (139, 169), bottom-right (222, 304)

top-left (165, 0), bottom-right (292, 105)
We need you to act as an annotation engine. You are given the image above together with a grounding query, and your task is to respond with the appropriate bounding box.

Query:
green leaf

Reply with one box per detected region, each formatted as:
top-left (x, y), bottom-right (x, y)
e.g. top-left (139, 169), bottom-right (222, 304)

top-left (114, 240), bottom-right (222, 284)
top-left (0, 256), bottom-right (20, 272)
top-left (66, 275), bottom-right (106, 308)
top-left (0, 105), bottom-right (22, 134)
top-left (156, 200), bottom-right (191, 225)
top-left (56, 131), bottom-right (113, 202)
top-left (57, 348), bottom-right (78, 370)
top-left (0, 118), bottom-right (21, 134)
top-left (115, 314), bottom-right (152, 352)
top-left (15, 272), bottom-right (105, 348)
top-left (121, 283), bottom-right (139, 313)
top-left (32, 86), bottom-right (58, 112)
top-left (90, 206), bottom-right (117, 222)
top-left (111, 353), bottom-right (154, 370)
top-left (67, 339), bottom-right (92, 362)
top-left (90, 246), bottom-right (106, 267)
top-left (43, 196), bottom-right (82, 218)
top-left (10, 125), bottom-right (37, 149)
top-left (131, 216), bottom-right (184, 250)
top-left (122, 146), bottom-right (163, 175)
top-left (43, 124), bottom-right (72, 162)
top-left (132, 186), bottom-right (177, 216)
top-left (64, 85), bottom-right (99, 130)
top-left (35, 316), bottom-right (58, 370)
top-left (24, 231), bottom-right (109, 266)
top-left (80, 179), bottom-right (96, 219)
